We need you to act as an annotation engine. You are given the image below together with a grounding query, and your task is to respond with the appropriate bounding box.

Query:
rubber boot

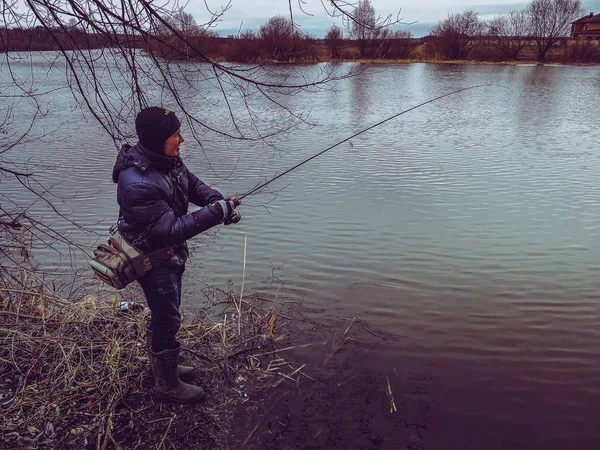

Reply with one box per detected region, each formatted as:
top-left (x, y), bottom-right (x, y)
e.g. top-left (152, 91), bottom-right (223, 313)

top-left (145, 323), bottom-right (195, 382)
top-left (149, 342), bottom-right (206, 403)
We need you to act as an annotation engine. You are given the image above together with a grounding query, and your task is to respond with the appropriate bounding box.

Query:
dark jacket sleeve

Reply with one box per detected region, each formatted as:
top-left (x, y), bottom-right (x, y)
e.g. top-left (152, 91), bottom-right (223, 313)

top-left (120, 182), bottom-right (222, 251)
top-left (187, 169), bottom-right (223, 207)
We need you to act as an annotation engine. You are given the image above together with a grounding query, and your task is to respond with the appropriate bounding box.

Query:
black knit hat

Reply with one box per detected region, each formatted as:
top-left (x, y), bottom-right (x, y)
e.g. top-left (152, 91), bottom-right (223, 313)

top-left (135, 107), bottom-right (181, 154)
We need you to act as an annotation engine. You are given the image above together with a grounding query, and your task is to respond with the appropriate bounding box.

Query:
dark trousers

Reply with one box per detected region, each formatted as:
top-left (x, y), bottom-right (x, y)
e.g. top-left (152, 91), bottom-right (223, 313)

top-left (138, 264), bottom-right (185, 352)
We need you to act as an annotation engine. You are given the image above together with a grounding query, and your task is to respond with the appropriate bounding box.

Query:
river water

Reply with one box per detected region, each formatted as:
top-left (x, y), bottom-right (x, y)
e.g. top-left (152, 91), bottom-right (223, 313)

top-left (3, 55), bottom-right (600, 448)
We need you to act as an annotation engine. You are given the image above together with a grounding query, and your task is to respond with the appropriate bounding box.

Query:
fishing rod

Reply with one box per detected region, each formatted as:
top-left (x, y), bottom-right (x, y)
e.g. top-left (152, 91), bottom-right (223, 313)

top-left (238, 84), bottom-right (498, 201)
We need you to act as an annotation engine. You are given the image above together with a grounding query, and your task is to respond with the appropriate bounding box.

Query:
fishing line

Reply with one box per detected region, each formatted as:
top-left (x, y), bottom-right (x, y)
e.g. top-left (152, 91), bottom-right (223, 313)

top-left (239, 84), bottom-right (500, 200)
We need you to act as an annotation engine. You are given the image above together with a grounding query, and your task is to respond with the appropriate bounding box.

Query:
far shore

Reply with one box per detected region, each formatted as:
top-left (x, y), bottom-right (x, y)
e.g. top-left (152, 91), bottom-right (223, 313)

top-left (5, 49), bottom-right (600, 67)
top-left (257, 56), bottom-right (600, 66)
top-left (5, 31), bottom-right (600, 67)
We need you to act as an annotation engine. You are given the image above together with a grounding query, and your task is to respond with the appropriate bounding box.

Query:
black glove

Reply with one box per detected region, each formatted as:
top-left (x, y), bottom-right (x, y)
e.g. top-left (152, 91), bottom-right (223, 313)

top-left (212, 197), bottom-right (242, 224)
top-left (224, 209), bottom-right (243, 225)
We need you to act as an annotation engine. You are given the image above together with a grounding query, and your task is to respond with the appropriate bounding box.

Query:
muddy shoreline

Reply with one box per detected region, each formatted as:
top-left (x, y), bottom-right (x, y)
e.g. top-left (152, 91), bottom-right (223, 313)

top-left (1, 276), bottom-right (434, 450)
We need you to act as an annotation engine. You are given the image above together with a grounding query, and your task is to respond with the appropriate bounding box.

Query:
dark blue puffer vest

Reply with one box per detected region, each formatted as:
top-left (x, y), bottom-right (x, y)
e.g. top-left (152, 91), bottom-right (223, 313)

top-left (112, 143), bottom-right (224, 263)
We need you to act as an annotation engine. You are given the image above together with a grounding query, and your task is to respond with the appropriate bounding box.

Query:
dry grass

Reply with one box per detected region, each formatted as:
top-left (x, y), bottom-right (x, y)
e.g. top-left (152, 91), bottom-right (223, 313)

top-left (0, 284), bottom-right (143, 449)
top-left (0, 272), bottom-right (313, 449)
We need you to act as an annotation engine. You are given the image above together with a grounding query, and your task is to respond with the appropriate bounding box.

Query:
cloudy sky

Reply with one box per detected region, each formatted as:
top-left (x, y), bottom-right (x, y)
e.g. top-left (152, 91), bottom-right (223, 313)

top-left (188, 0), bottom-right (600, 37)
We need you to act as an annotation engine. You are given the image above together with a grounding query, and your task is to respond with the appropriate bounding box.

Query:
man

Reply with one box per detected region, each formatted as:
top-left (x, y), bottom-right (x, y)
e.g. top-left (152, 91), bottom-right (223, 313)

top-left (112, 106), bottom-right (242, 403)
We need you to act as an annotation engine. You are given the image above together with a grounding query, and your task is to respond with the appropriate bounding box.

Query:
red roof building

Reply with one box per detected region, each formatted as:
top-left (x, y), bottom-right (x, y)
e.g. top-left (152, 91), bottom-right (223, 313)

top-left (571, 12), bottom-right (600, 40)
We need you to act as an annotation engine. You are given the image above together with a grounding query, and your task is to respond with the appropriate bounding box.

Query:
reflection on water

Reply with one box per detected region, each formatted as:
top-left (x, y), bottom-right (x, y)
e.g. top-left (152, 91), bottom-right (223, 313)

top-left (4, 59), bottom-right (600, 449)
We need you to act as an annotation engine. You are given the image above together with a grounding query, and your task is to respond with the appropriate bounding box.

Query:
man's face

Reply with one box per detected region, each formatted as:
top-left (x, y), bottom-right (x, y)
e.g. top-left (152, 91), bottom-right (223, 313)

top-left (164, 129), bottom-right (184, 157)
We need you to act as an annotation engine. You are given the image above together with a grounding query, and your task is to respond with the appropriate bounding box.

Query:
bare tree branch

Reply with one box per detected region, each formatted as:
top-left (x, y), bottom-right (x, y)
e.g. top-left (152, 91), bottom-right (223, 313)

top-left (0, 0), bottom-right (387, 289)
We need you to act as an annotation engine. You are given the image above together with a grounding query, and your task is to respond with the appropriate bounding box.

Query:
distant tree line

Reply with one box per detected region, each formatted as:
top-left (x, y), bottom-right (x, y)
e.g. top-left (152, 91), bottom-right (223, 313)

top-left (429, 0), bottom-right (590, 62)
top-left (1, 0), bottom-right (597, 63)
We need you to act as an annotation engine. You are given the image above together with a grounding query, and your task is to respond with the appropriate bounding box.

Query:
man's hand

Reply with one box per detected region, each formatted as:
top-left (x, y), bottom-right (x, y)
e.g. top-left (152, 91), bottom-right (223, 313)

top-left (212, 197), bottom-right (242, 224)
top-left (224, 197), bottom-right (242, 225)
top-left (224, 209), bottom-right (242, 225)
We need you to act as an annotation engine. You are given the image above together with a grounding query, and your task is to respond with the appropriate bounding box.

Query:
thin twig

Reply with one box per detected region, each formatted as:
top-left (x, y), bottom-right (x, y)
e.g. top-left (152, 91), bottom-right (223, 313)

top-left (344, 315), bottom-right (359, 336)
top-left (157, 413), bottom-right (177, 450)
top-left (241, 397), bottom-right (282, 448)
top-left (238, 232), bottom-right (248, 336)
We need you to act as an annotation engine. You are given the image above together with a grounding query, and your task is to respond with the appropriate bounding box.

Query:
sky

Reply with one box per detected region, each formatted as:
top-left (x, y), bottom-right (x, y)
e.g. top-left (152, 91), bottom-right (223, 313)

top-left (190, 0), bottom-right (600, 38)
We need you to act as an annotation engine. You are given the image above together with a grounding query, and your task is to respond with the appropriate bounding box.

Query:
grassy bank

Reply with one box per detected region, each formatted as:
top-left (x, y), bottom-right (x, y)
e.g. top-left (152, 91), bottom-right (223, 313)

top-left (0, 275), bottom-right (310, 449)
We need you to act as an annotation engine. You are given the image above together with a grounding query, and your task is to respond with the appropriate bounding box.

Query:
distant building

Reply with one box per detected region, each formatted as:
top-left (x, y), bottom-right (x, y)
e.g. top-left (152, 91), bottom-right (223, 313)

top-left (571, 12), bottom-right (600, 40)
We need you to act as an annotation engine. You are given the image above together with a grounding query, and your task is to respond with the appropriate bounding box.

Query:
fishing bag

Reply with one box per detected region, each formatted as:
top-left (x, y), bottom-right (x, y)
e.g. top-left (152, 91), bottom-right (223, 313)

top-left (89, 224), bottom-right (173, 290)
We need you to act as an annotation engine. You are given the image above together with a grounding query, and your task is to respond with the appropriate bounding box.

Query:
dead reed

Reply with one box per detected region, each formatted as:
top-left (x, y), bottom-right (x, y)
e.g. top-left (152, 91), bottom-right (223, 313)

top-left (0, 280), bottom-right (149, 449)
top-left (0, 274), bottom-right (313, 449)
